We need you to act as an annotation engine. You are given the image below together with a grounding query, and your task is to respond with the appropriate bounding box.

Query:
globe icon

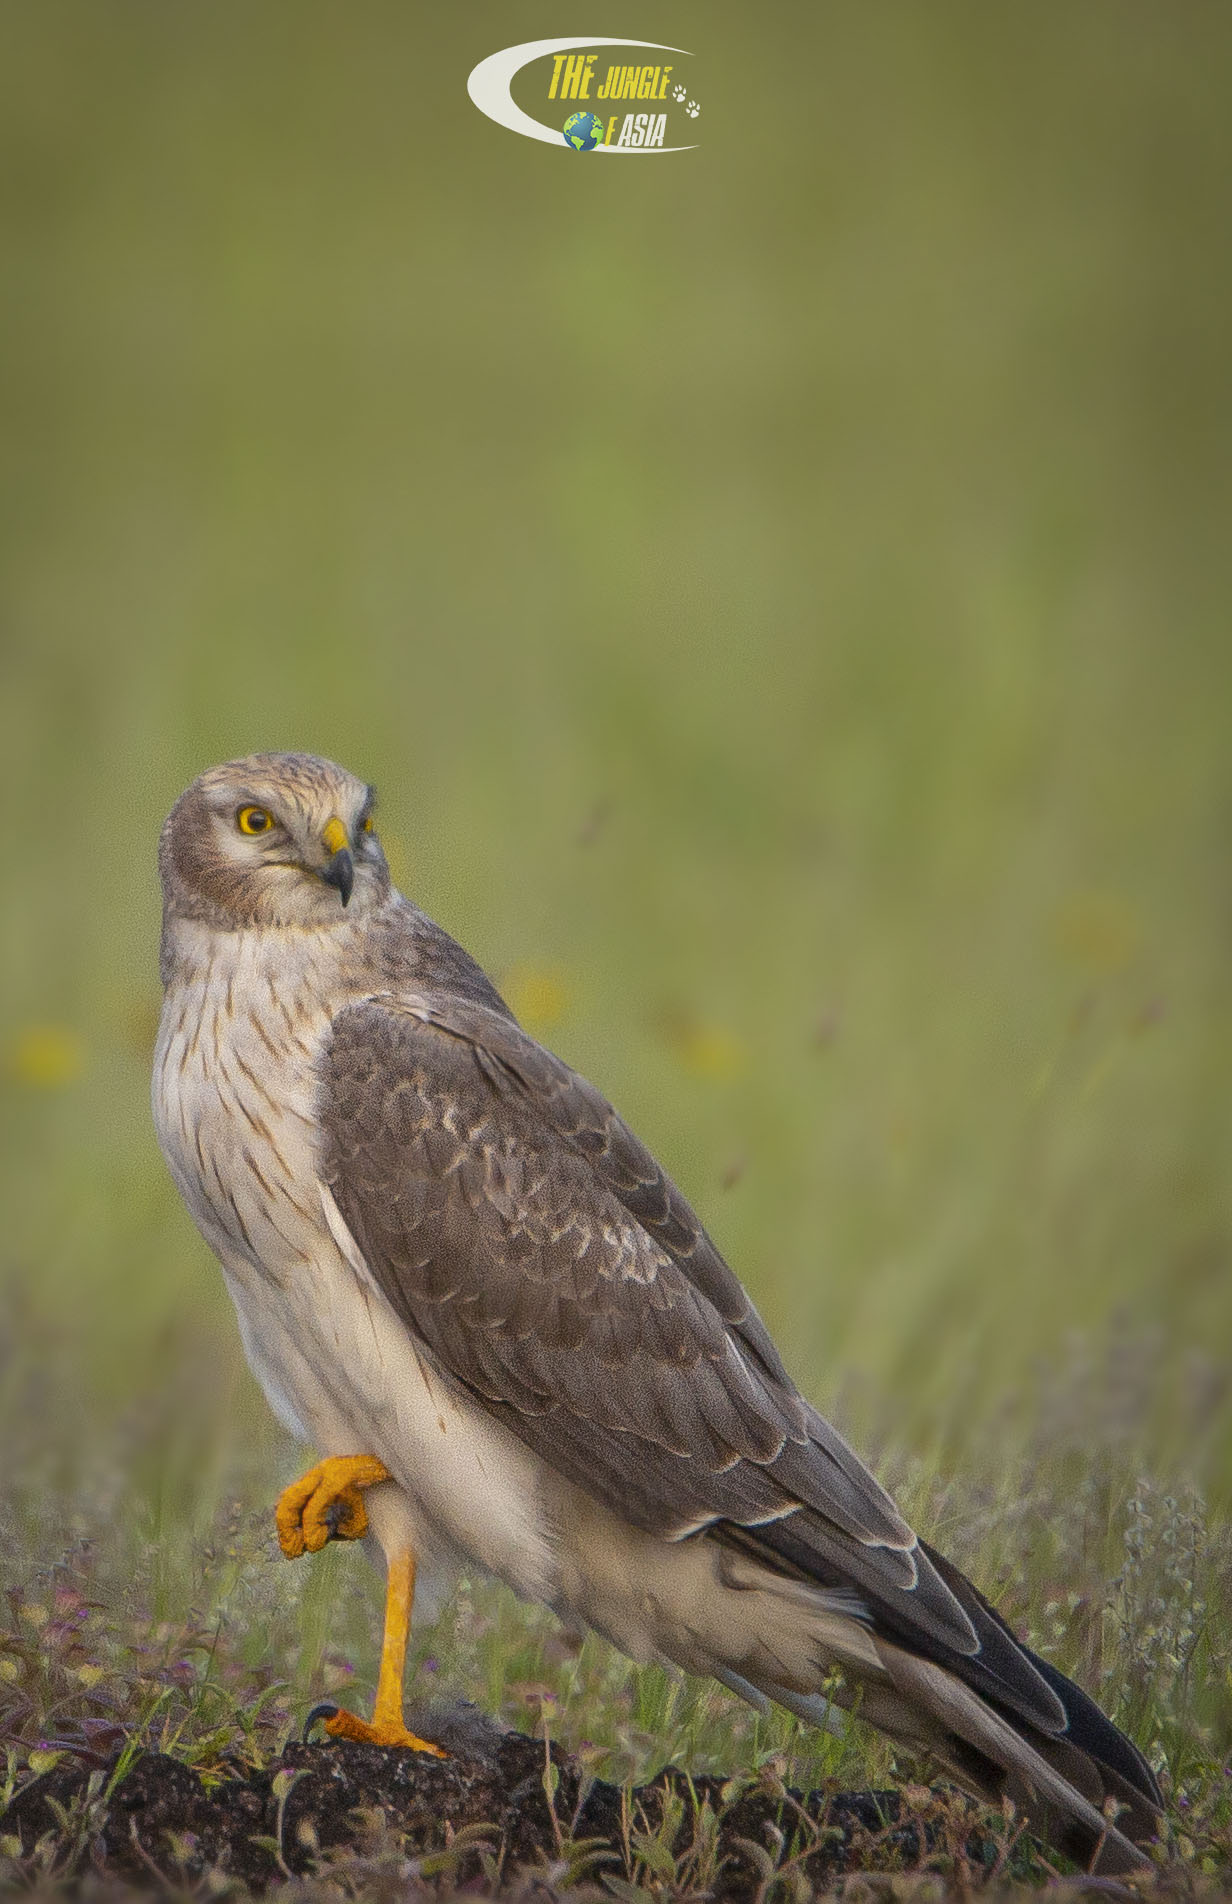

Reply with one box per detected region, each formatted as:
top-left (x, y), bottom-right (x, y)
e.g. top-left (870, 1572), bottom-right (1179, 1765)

top-left (563, 111), bottom-right (603, 152)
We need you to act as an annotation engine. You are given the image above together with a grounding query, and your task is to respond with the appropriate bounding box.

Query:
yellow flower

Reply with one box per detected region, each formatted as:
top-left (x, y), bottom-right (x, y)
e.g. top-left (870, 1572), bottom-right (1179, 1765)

top-left (504, 964), bottom-right (571, 1033)
top-left (656, 1007), bottom-right (746, 1081)
top-left (680, 1024), bottom-right (745, 1081)
top-left (8, 1025), bottom-right (85, 1089)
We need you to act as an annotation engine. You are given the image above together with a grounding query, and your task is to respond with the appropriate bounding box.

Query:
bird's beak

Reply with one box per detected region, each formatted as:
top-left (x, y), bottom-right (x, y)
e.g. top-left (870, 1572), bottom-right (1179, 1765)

top-left (320, 817), bottom-right (354, 907)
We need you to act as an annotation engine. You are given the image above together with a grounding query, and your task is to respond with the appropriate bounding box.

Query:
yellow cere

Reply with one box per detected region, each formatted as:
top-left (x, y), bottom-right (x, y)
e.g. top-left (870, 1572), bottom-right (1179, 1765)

top-left (322, 816), bottom-right (349, 855)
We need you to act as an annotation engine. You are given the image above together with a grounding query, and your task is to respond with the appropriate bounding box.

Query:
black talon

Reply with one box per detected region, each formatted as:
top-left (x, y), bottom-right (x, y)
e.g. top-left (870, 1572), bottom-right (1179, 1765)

top-left (304, 1702), bottom-right (339, 1742)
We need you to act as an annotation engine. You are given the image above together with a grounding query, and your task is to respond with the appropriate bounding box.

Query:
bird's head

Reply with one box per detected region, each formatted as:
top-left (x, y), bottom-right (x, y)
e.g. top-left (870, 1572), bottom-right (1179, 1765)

top-left (159, 752), bottom-right (392, 930)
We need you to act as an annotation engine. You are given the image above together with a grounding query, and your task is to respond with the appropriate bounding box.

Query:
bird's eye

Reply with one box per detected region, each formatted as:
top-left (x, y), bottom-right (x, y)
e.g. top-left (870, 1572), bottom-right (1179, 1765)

top-left (237, 805), bottom-right (274, 835)
top-left (361, 813), bottom-right (374, 834)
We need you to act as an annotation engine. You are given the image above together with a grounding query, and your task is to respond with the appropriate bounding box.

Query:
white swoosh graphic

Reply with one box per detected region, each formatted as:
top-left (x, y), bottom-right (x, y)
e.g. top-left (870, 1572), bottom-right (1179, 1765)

top-left (467, 37), bottom-right (696, 153)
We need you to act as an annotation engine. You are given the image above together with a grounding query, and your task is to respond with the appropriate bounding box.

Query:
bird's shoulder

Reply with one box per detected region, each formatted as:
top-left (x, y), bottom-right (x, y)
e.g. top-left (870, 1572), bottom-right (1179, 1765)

top-left (359, 897), bottom-right (515, 1017)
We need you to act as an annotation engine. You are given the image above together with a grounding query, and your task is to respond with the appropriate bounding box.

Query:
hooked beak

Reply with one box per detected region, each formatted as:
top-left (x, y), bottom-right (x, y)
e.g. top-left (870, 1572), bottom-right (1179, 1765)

top-left (320, 817), bottom-right (354, 907)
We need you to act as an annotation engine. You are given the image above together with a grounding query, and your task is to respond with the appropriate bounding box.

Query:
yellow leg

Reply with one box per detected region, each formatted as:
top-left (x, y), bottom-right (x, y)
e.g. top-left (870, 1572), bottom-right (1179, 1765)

top-left (275, 1454), bottom-right (392, 1557)
top-left (317, 1548), bottom-right (446, 1755)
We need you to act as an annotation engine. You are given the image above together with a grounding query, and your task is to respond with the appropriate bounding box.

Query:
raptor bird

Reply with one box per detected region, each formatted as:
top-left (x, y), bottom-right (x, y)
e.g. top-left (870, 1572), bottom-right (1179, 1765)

top-left (153, 752), bottom-right (1162, 1873)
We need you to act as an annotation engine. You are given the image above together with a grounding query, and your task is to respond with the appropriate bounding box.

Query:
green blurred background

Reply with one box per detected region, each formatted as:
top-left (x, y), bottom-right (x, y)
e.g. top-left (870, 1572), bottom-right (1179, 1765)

top-left (1, 1), bottom-right (1229, 1732)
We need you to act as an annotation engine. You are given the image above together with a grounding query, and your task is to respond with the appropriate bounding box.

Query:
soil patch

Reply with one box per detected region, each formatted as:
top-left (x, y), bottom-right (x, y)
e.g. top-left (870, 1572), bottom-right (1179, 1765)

top-left (2, 1707), bottom-right (1021, 1897)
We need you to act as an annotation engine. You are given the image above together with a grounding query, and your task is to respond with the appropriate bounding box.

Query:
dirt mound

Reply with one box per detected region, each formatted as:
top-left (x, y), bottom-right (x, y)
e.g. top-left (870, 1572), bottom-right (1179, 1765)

top-left (3, 1709), bottom-right (995, 1896)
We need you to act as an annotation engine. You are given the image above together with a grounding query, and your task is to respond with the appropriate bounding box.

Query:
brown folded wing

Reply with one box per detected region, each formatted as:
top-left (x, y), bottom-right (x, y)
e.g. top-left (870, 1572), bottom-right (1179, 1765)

top-left (317, 991), bottom-right (1067, 1725)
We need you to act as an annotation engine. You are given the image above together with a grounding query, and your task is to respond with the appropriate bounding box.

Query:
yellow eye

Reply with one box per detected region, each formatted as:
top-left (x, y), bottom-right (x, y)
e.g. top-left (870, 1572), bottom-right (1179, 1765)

top-left (361, 813), bottom-right (374, 833)
top-left (237, 805), bottom-right (273, 835)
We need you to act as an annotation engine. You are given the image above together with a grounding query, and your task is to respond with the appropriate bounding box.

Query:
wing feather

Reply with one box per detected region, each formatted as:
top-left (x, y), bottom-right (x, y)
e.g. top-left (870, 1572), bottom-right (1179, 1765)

top-left (318, 994), bottom-right (1023, 1677)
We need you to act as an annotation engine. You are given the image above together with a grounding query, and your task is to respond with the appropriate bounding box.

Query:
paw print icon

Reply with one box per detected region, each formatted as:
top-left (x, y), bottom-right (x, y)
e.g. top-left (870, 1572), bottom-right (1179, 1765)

top-left (672, 83), bottom-right (687, 103)
top-left (686, 99), bottom-right (701, 118)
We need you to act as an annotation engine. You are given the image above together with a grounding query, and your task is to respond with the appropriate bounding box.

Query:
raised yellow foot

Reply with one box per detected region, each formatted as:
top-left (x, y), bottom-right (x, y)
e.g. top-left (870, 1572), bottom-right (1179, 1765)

top-left (304, 1549), bottom-right (447, 1758)
top-left (275, 1454), bottom-right (392, 1558)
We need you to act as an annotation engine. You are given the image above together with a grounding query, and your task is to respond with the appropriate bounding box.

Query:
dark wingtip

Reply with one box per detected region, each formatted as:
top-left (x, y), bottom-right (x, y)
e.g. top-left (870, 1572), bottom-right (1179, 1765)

top-left (1021, 1643), bottom-right (1164, 1814)
top-left (916, 1540), bottom-right (1162, 1838)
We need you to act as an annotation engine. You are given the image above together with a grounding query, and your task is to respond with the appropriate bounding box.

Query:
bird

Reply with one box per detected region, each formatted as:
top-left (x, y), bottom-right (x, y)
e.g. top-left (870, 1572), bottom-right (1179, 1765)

top-left (153, 751), bottom-right (1163, 1874)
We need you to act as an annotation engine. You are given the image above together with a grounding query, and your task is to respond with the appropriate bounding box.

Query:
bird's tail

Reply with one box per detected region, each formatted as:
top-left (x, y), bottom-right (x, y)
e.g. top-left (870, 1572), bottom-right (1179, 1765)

top-left (904, 1539), bottom-right (1162, 1872)
top-left (760, 1649), bottom-right (1158, 1876)
top-left (736, 1540), bottom-right (1163, 1876)
top-left (873, 1639), bottom-right (1158, 1875)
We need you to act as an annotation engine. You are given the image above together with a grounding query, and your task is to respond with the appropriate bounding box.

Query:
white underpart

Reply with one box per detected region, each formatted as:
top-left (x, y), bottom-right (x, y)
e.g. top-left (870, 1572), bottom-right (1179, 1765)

top-left (154, 910), bottom-right (889, 1697)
